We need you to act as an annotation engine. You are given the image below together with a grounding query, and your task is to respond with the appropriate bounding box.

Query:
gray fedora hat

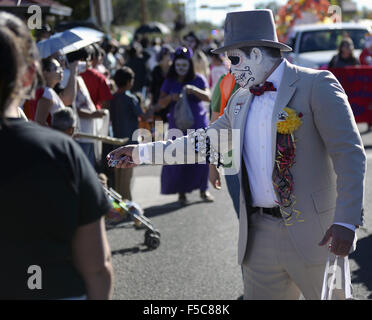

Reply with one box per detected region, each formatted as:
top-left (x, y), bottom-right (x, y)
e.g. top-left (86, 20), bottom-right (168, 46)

top-left (213, 9), bottom-right (292, 54)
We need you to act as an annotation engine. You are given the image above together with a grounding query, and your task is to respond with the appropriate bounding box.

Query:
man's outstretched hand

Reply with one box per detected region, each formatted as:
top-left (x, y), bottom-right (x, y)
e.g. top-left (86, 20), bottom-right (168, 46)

top-left (319, 224), bottom-right (355, 257)
top-left (106, 145), bottom-right (140, 169)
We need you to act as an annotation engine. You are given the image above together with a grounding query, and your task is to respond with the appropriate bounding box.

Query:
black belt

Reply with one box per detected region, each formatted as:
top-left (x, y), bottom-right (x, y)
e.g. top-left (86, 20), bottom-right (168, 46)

top-left (261, 206), bottom-right (282, 218)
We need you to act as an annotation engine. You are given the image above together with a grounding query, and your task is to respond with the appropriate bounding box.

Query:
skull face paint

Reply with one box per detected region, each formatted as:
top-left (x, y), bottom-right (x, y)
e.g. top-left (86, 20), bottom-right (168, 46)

top-left (228, 48), bottom-right (267, 88)
top-left (175, 59), bottom-right (190, 77)
top-left (227, 49), bottom-right (255, 88)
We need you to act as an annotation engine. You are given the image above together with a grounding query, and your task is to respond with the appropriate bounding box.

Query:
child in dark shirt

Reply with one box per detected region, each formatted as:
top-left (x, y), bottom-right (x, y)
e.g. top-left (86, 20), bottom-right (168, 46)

top-left (111, 67), bottom-right (144, 200)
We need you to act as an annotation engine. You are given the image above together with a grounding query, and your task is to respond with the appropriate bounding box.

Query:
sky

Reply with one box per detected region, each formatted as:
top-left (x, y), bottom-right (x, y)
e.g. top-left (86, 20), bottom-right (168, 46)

top-left (191, 0), bottom-right (372, 26)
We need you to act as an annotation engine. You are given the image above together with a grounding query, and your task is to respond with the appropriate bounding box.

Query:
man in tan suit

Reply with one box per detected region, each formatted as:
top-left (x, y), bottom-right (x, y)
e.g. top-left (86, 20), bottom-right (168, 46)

top-left (107, 10), bottom-right (366, 299)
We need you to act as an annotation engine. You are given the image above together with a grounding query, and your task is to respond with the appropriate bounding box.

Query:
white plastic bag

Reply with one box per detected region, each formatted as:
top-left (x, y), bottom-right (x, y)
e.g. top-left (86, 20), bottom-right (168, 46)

top-left (321, 254), bottom-right (352, 300)
top-left (174, 88), bottom-right (194, 131)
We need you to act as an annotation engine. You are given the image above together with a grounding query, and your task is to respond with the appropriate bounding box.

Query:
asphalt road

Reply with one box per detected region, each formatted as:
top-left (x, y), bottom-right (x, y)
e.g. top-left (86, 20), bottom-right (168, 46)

top-left (107, 124), bottom-right (372, 300)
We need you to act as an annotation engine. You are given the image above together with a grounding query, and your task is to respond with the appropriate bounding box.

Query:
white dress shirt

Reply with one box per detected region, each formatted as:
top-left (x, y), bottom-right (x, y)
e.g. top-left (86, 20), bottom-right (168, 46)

top-left (243, 60), bottom-right (285, 208)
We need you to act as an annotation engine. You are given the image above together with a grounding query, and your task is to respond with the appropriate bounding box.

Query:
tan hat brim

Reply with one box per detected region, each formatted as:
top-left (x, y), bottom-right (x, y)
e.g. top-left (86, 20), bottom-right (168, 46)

top-left (212, 39), bottom-right (292, 54)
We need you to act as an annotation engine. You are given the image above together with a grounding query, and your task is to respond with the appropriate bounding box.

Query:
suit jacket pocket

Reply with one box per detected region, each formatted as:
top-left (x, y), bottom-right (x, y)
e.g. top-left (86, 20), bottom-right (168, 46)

top-left (311, 185), bottom-right (337, 214)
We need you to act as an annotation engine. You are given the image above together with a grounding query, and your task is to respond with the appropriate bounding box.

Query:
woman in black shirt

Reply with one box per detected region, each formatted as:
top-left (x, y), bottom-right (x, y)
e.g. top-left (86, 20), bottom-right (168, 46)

top-left (149, 45), bottom-right (174, 123)
top-left (0, 12), bottom-right (113, 300)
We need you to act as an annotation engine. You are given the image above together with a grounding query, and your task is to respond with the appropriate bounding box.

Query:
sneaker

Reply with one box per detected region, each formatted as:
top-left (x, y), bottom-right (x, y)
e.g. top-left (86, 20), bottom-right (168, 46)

top-left (200, 191), bottom-right (214, 202)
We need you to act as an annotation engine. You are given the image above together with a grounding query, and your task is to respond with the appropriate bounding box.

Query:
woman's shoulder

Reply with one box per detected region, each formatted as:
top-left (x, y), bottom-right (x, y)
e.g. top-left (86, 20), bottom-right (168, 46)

top-left (328, 54), bottom-right (338, 66)
top-left (42, 86), bottom-right (55, 101)
top-left (43, 86), bottom-right (53, 94)
top-left (45, 86), bottom-right (65, 105)
top-left (193, 73), bottom-right (208, 86)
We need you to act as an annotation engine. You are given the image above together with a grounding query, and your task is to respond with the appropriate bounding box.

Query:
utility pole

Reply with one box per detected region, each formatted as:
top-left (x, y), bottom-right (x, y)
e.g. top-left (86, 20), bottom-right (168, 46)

top-left (140, 0), bottom-right (147, 24)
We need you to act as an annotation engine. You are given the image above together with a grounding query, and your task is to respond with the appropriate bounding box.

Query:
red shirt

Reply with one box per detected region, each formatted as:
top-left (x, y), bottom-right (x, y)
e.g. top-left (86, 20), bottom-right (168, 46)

top-left (80, 68), bottom-right (113, 109)
top-left (23, 87), bottom-right (44, 121)
top-left (359, 48), bottom-right (372, 65)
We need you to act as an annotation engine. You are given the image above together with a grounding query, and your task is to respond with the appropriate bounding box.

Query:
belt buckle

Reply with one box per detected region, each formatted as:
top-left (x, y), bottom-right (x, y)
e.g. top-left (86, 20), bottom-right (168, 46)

top-left (263, 206), bottom-right (281, 218)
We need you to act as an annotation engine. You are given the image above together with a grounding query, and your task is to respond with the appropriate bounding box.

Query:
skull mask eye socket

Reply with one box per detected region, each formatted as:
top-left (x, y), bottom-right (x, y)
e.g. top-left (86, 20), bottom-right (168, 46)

top-left (228, 56), bottom-right (240, 65)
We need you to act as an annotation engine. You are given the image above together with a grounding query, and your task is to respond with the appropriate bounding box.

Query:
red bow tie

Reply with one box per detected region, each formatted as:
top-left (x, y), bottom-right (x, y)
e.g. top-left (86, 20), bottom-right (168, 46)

top-left (249, 81), bottom-right (276, 96)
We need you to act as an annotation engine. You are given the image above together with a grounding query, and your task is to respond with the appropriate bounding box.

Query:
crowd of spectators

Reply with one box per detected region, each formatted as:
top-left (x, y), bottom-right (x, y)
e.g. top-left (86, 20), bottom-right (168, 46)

top-left (22, 24), bottom-right (233, 206)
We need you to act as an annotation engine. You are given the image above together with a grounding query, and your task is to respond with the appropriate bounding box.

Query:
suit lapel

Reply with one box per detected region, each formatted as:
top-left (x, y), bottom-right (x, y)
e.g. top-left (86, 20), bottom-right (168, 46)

top-left (271, 60), bottom-right (299, 168)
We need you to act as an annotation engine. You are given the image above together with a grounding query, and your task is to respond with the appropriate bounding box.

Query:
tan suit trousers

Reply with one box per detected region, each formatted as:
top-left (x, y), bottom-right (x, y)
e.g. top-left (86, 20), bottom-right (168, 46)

top-left (242, 210), bottom-right (350, 300)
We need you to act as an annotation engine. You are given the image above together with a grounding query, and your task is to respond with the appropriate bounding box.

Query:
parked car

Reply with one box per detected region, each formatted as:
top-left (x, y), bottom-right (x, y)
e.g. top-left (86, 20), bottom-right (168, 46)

top-left (284, 22), bottom-right (371, 69)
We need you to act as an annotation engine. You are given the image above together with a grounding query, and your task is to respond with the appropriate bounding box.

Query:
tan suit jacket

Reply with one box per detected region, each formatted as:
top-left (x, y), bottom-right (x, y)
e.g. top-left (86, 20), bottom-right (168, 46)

top-left (140, 59), bottom-right (366, 265)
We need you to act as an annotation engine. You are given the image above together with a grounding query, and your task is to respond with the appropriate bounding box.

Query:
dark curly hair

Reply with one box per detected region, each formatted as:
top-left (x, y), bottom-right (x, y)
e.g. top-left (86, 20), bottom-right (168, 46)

top-left (0, 11), bottom-right (42, 123)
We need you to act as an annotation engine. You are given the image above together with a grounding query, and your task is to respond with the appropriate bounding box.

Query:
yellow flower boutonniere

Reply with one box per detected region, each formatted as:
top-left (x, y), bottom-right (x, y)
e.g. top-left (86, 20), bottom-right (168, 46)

top-left (274, 107), bottom-right (304, 226)
top-left (276, 107), bottom-right (303, 135)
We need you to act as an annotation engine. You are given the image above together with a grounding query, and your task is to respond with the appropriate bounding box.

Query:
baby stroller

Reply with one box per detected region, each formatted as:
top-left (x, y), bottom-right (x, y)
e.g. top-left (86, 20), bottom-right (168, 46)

top-left (103, 186), bottom-right (161, 250)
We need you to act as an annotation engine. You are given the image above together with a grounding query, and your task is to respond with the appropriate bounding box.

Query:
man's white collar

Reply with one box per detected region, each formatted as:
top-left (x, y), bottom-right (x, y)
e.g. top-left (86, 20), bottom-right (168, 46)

top-left (266, 59), bottom-right (286, 89)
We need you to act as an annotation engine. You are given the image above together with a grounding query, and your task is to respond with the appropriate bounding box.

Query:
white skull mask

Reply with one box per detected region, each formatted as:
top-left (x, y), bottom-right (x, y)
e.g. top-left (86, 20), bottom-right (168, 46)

top-left (227, 48), bottom-right (265, 88)
top-left (175, 59), bottom-right (190, 77)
